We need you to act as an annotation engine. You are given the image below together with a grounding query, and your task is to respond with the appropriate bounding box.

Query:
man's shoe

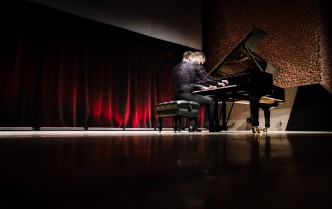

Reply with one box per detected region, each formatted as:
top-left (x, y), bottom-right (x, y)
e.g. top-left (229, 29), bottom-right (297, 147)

top-left (189, 126), bottom-right (195, 132)
top-left (194, 128), bottom-right (202, 132)
top-left (209, 126), bottom-right (220, 132)
top-left (189, 126), bottom-right (201, 132)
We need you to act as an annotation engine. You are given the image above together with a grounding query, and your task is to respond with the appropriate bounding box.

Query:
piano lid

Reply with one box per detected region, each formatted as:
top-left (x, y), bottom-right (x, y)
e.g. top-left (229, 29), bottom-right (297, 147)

top-left (208, 27), bottom-right (280, 80)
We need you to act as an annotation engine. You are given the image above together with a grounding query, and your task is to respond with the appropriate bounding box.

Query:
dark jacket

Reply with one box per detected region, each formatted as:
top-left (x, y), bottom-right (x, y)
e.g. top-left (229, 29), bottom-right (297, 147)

top-left (192, 62), bottom-right (219, 86)
top-left (172, 61), bottom-right (205, 93)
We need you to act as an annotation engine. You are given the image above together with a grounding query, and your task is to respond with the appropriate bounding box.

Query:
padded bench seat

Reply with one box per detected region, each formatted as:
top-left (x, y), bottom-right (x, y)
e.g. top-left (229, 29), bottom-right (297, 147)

top-left (155, 100), bottom-right (200, 132)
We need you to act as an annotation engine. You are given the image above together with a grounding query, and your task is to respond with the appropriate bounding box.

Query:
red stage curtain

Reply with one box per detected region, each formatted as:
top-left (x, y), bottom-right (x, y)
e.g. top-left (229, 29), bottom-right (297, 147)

top-left (0, 2), bottom-right (199, 129)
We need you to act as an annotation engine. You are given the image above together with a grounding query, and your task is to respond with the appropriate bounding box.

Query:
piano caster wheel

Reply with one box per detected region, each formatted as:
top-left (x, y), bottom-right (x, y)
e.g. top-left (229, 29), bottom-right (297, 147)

top-left (263, 127), bottom-right (269, 132)
top-left (252, 126), bottom-right (260, 133)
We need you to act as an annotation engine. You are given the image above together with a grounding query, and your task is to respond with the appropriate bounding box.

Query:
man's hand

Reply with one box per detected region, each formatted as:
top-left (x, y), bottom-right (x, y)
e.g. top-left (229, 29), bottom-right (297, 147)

top-left (208, 85), bottom-right (217, 89)
top-left (218, 80), bottom-right (229, 86)
top-left (200, 86), bottom-right (210, 90)
top-left (201, 85), bottom-right (217, 90)
top-left (218, 82), bottom-right (226, 87)
top-left (222, 80), bottom-right (229, 84)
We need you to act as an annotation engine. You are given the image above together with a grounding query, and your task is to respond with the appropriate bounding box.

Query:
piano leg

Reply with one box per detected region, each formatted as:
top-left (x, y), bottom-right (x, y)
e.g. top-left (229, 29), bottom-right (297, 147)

top-left (213, 99), bottom-right (228, 131)
top-left (259, 102), bottom-right (279, 132)
top-left (263, 109), bottom-right (270, 132)
top-left (249, 95), bottom-right (261, 133)
top-left (220, 100), bottom-right (228, 131)
top-left (214, 99), bottom-right (219, 130)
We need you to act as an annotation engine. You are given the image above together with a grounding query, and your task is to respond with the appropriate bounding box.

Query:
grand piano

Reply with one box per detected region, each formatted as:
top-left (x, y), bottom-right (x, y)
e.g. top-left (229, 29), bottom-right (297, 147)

top-left (192, 27), bottom-right (285, 133)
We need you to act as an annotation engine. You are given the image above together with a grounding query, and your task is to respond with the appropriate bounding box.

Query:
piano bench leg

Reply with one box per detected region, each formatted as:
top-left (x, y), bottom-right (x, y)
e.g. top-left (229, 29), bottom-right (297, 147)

top-left (157, 115), bottom-right (198, 132)
top-left (173, 116), bottom-right (182, 132)
top-left (158, 117), bottom-right (163, 132)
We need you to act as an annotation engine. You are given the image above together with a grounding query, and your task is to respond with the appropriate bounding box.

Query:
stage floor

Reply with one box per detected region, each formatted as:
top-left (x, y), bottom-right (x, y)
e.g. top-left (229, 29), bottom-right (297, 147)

top-left (1, 130), bottom-right (332, 209)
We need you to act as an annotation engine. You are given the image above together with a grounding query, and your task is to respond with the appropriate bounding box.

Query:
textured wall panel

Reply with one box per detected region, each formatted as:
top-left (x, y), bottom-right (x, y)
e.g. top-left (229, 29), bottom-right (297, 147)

top-left (205, 0), bottom-right (331, 90)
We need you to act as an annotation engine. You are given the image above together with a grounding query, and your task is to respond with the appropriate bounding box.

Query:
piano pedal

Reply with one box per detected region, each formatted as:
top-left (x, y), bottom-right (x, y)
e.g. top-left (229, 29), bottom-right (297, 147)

top-left (252, 126), bottom-right (269, 133)
top-left (251, 126), bottom-right (260, 133)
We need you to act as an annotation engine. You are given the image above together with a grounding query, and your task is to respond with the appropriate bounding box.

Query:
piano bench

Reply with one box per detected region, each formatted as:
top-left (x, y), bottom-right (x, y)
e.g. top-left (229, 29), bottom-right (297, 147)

top-left (155, 100), bottom-right (200, 132)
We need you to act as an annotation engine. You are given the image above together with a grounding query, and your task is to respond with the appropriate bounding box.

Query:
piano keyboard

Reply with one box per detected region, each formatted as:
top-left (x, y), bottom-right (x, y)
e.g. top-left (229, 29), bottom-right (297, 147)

top-left (192, 84), bottom-right (237, 94)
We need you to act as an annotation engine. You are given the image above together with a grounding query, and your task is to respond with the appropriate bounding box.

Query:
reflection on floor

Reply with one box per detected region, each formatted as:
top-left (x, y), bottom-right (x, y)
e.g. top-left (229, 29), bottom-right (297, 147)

top-left (0, 131), bottom-right (332, 209)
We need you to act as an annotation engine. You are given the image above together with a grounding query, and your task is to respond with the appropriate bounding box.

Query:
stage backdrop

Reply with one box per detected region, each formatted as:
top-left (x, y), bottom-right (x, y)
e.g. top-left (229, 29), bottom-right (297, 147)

top-left (0, 1), bottom-right (201, 129)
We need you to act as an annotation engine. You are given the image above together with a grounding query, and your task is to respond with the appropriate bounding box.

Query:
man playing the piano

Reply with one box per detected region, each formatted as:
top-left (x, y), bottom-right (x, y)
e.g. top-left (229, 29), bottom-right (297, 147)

top-left (190, 52), bottom-right (229, 87)
top-left (172, 51), bottom-right (229, 132)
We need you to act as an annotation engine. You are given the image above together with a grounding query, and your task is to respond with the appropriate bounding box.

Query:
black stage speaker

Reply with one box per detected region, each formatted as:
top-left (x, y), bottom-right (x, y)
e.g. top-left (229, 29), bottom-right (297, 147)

top-left (286, 83), bottom-right (332, 131)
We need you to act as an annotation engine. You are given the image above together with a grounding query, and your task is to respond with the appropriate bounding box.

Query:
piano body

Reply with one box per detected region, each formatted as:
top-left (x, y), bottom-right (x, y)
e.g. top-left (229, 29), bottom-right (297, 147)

top-left (193, 27), bottom-right (285, 133)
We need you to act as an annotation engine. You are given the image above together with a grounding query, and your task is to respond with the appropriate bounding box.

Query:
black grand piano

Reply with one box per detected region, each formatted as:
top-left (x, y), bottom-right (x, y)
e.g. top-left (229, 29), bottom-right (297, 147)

top-left (193, 27), bottom-right (285, 133)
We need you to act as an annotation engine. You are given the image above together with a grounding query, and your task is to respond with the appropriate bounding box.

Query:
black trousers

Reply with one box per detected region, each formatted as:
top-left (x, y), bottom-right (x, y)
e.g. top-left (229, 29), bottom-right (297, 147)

top-left (174, 91), bottom-right (215, 128)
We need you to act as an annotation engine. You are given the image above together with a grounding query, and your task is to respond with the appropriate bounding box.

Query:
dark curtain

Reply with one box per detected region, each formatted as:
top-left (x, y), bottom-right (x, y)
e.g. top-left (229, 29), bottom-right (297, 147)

top-left (0, 1), bottom-right (196, 129)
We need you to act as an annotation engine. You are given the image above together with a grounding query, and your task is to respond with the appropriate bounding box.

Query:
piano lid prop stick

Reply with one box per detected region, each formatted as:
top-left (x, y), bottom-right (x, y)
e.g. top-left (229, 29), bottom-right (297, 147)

top-left (243, 44), bottom-right (264, 72)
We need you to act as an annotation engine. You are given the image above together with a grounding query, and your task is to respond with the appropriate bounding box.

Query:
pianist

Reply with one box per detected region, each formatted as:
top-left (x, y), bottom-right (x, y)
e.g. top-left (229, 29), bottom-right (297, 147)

top-left (190, 52), bottom-right (229, 87)
top-left (172, 51), bottom-right (228, 132)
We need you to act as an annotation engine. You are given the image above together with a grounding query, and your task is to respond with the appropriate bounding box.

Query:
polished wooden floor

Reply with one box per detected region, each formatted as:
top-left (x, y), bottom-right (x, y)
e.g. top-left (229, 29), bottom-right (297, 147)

top-left (1, 130), bottom-right (332, 209)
